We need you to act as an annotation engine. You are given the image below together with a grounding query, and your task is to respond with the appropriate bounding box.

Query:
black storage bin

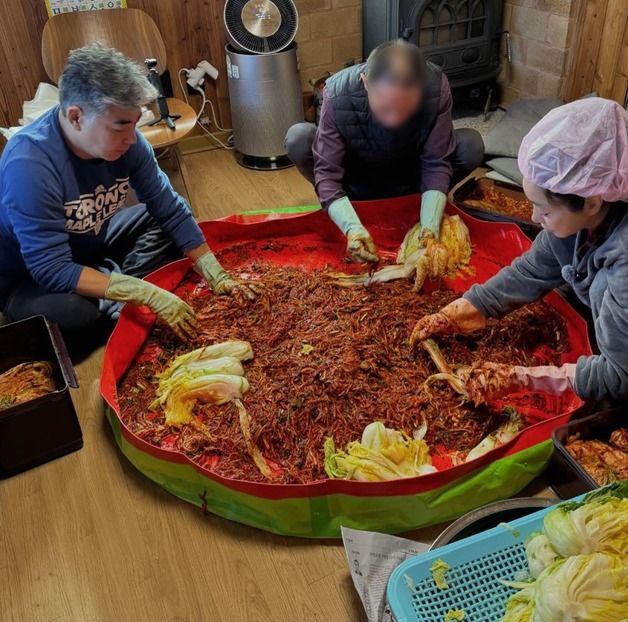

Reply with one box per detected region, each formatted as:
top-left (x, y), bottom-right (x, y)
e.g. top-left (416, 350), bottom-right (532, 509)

top-left (549, 409), bottom-right (625, 499)
top-left (452, 177), bottom-right (541, 240)
top-left (0, 316), bottom-right (82, 478)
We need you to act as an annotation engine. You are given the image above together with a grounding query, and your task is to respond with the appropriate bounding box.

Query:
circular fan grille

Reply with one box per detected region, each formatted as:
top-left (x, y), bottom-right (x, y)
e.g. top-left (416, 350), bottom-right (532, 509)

top-left (224, 0), bottom-right (298, 54)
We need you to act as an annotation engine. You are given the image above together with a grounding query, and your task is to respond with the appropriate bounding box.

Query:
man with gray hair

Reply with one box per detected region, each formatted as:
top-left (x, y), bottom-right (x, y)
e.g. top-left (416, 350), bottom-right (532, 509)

top-left (0, 43), bottom-right (258, 347)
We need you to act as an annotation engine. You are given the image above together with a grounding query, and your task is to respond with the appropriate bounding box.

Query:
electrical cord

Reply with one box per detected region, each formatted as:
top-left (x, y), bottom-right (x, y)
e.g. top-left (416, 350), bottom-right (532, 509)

top-left (178, 69), bottom-right (204, 122)
top-left (178, 68), bottom-right (233, 150)
top-left (192, 86), bottom-right (233, 150)
top-left (204, 97), bottom-right (231, 132)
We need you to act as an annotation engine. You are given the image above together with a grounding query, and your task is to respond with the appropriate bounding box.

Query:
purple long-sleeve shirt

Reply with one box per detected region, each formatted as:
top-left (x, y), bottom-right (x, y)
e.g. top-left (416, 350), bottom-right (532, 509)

top-left (313, 74), bottom-right (456, 209)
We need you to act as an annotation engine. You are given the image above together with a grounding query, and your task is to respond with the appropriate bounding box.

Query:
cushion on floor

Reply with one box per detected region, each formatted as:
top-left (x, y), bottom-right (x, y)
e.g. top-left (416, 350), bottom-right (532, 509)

top-left (486, 156), bottom-right (524, 185)
top-left (484, 98), bottom-right (562, 158)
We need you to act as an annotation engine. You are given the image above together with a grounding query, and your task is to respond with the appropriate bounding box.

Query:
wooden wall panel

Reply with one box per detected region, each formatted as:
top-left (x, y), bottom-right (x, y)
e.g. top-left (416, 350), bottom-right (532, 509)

top-left (562, 0), bottom-right (608, 101)
top-left (129, 0), bottom-right (231, 127)
top-left (0, 1), bottom-right (231, 129)
top-left (563, 0), bottom-right (628, 106)
top-left (0, 0), bottom-right (49, 128)
top-left (593, 0), bottom-right (628, 106)
top-left (618, 38), bottom-right (628, 105)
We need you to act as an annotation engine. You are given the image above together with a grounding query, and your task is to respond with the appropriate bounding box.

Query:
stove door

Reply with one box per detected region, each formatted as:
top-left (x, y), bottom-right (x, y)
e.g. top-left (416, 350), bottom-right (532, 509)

top-left (373, 0), bottom-right (504, 88)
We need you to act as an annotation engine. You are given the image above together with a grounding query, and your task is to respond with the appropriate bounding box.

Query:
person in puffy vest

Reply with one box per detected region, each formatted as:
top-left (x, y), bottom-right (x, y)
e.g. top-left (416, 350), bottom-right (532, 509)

top-left (285, 39), bottom-right (484, 264)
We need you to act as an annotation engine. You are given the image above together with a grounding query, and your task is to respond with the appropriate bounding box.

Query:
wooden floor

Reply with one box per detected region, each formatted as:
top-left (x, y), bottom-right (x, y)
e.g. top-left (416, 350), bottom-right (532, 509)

top-left (183, 148), bottom-right (319, 218)
top-left (0, 150), bottom-right (411, 622)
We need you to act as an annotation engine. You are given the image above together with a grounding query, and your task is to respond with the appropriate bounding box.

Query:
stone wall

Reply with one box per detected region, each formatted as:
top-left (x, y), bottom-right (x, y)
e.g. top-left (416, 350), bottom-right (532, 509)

top-left (293, 0), bottom-right (576, 104)
top-left (294, 0), bottom-right (363, 92)
top-left (501, 0), bottom-right (575, 104)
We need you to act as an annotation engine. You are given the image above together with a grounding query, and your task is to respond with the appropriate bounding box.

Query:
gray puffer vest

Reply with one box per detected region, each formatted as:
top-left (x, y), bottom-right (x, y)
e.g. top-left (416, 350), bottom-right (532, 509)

top-left (325, 62), bottom-right (442, 198)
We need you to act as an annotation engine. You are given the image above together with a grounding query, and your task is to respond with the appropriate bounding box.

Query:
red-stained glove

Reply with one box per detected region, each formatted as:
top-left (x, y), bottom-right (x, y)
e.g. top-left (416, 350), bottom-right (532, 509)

top-left (195, 251), bottom-right (262, 301)
top-left (512, 364), bottom-right (577, 395)
top-left (463, 363), bottom-right (577, 405)
top-left (410, 298), bottom-right (486, 346)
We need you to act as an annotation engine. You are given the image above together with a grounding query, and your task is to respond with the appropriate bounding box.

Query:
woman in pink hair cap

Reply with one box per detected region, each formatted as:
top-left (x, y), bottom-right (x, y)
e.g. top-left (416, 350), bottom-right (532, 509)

top-left (411, 97), bottom-right (628, 402)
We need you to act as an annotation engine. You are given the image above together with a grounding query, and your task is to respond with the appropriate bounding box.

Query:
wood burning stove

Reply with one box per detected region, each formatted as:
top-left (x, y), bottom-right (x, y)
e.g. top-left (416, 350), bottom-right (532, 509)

top-left (363, 0), bottom-right (504, 113)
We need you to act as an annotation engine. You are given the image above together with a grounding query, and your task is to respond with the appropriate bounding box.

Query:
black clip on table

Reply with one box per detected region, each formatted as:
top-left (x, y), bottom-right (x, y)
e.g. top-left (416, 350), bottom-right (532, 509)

top-left (145, 58), bottom-right (180, 131)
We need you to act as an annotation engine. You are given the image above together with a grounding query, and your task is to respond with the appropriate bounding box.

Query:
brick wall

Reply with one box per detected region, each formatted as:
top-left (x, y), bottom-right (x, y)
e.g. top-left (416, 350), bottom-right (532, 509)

top-left (501, 0), bottom-right (575, 104)
top-left (295, 0), bottom-right (362, 92)
top-left (294, 0), bottom-right (576, 104)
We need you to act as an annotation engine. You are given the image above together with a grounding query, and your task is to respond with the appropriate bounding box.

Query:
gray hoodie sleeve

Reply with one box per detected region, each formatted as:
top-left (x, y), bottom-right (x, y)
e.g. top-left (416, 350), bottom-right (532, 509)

top-left (574, 259), bottom-right (628, 400)
top-left (463, 230), bottom-right (565, 318)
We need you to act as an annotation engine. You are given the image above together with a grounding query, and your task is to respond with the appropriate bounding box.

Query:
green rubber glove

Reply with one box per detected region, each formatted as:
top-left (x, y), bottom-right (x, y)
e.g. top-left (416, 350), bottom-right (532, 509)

top-left (420, 190), bottom-right (447, 238)
top-left (105, 272), bottom-right (197, 341)
top-left (195, 251), bottom-right (262, 301)
top-left (328, 196), bottom-right (379, 264)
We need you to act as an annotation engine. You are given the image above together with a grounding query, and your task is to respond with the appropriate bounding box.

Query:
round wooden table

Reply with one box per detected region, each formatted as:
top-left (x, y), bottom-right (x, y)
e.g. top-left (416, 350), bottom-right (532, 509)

top-left (140, 97), bottom-right (197, 149)
top-left (140, 97), bottom-right (197, 213)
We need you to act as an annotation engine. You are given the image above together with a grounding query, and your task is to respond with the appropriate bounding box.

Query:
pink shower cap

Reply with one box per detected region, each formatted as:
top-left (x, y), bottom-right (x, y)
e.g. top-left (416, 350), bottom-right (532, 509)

top-left (518, 97), bottom-right (628, 202)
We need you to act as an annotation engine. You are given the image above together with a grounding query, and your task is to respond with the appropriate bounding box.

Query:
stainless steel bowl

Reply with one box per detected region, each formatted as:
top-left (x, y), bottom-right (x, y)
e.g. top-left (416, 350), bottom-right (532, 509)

top-left (430, 497), bottom-right (557, 550)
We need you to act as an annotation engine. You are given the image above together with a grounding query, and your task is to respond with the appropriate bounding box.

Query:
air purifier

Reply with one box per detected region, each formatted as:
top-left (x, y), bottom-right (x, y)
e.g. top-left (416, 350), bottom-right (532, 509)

top-left (224, 0), bottom-right (304, 170)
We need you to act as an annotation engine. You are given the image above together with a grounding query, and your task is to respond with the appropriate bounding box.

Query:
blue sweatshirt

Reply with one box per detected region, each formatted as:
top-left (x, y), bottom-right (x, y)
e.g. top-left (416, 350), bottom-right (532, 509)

top-left (0, 106), bottom-right (205, 292)
top-left (464, 208), bottom-right (628, 401)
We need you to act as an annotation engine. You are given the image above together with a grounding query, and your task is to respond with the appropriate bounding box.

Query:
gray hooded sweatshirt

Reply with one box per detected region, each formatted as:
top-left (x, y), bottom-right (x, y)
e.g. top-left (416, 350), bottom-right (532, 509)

top-left (464, 208), bottom-right (628, 401)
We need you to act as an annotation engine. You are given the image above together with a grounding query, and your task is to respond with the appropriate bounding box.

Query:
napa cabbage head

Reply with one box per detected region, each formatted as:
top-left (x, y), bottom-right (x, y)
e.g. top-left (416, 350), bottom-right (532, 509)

top-left (324, 422), bottom-right (436, 481)
top-left (532, 553), bottom-right (628, 622)
top-left (502, 584), bottom-right (535, 622)
top-left (152, 340), bottom-right (253, 426)
top-left (543, 496), bottom-right (628, 557)
top-left (164, 374), bottom-right (249, 426)
top-left (525, 532), bottom-right (560, 579)
top-left (155, 356), bottom-right (245, 404)
top-left (158, 341), bottom-right (253, 382)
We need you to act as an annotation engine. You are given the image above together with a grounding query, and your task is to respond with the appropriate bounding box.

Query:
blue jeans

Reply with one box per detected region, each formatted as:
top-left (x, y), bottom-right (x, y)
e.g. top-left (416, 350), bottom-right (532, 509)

top-left (1, 205), bottom-right (179, 334)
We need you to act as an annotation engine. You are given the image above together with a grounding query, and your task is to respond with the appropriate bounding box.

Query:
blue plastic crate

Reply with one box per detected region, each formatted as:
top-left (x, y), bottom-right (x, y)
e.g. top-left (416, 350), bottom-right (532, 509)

top-left (387, 496), bottom-right (583, 622)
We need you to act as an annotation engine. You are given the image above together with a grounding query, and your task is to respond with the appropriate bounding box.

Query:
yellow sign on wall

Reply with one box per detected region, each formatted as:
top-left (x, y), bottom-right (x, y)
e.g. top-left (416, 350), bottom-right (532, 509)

top-left (45, 1), bottom-right (126, 17)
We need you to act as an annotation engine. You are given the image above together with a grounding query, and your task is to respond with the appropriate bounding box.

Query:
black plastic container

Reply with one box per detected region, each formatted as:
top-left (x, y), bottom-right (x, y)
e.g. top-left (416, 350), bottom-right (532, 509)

top-left (0, 316), bottom-right (82, 478)
top-left (549, 409), bottom-right (625, 499)
top-left (453, 177), bottom-right (541, 240)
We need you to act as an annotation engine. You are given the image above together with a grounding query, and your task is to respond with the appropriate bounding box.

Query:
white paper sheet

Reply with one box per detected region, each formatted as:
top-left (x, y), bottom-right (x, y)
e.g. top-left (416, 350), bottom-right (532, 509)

top-left (341, 526), bottom-right (429, 622)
